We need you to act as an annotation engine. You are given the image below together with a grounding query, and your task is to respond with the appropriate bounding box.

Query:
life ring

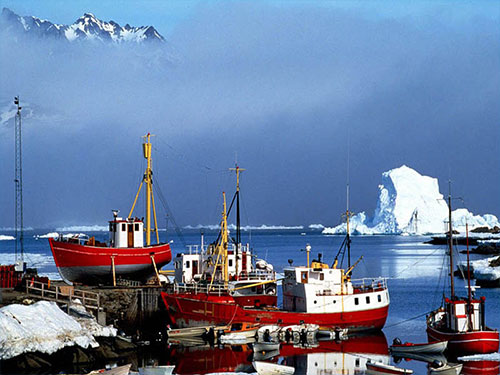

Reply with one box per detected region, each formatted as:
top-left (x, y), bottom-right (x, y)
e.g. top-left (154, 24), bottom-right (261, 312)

top-left (266, 285), bottom-right (276, 295)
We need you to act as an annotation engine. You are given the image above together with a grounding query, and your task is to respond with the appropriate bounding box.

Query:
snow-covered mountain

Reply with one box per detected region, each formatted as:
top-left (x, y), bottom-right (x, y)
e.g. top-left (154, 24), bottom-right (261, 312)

top-left (323, 165), bottom-right (499, 235)
top-left (0, 8), bottom-right (165, 44)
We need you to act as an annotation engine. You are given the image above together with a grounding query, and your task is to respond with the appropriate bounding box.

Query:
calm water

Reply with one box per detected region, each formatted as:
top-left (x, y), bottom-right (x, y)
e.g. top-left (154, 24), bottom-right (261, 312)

top-left (1, 229), bottom-right (499, 374)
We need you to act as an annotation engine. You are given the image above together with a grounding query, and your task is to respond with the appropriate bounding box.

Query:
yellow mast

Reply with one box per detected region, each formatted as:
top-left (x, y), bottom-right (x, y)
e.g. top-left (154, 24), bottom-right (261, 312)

top-left (128, 133), bottom-right (159, 246)
top-left (221, 192), bottom-right (229, 286)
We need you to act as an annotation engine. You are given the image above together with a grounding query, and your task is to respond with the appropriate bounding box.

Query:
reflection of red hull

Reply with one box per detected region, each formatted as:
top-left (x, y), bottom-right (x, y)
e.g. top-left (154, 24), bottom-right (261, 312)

top-left (49, 238), bottom-right (171, 284)
top-left (461, 360), bottom-right (500, 375)
top-left (279, 332), bottom-right (389, 357)
top-left (426, 325), bottom-right (500, 354)
top-left (161, 292), bottom-right (389, 331)
top-left (171, 344), bottom-right (253, 374)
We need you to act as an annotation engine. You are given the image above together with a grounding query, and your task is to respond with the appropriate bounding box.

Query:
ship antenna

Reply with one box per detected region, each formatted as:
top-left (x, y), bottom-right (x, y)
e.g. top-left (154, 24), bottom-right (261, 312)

top-left (14, 96), bottom-right (24, 265)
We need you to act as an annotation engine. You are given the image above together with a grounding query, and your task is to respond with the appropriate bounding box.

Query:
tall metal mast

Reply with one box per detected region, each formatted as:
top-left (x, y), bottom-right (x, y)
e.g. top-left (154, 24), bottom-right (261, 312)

top-left (14, 96), bottom-right (24, 263)
top-left (447, 182), bottom-right (455, 299)
top-left (346, 183), bottom-right (351, 268)
top-left (229, 164), bottom-right (245, 276)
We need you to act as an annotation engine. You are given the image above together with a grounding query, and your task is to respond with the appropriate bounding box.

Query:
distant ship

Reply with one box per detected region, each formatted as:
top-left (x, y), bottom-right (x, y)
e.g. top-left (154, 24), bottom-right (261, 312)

top-left (426, 195), bottom-right (499, 354)
top-left (49, 134), bottom-right (172, 285)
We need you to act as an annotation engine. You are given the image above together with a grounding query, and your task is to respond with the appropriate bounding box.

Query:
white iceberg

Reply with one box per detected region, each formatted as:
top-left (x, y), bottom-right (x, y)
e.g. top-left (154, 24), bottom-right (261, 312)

top-left (0, 300), bottom-right (116, 360)
top-left (0, 235), bottom-right (15, 241)
top-left (323, 165), bottom-right (499, 235)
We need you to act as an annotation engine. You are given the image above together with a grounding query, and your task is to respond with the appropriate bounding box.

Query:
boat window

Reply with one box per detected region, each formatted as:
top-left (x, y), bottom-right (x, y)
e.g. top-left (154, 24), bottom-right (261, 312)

top-left (122, 223), bottom-right (126, 231)
top-left (186, 261), bottom-right (190, 268)
top-left (229, 259), bottom-right (233, 267)
top-left (109, 223), bottom-right (114, 232)
top-left (355, 358), bottom-right (360, 367)
top-left (366, 296), bottom-right (370, 304)
top-left (320, 273), bottom-right (324, 281)
top-left (135, 224), bottom-right (139, 231)
top-left (355, 297), bottom-right (359, 305)
top-left (378, 294), bottom-right (382, 302)
top-left (301, 271), bottom-right (308, 283)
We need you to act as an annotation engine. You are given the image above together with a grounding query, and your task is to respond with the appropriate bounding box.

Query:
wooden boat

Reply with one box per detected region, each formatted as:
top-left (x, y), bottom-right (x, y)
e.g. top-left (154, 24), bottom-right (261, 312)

top-left (429, 362), bottom-right (463, 375)
top-left (49, 134), bottom-right (172, 285)
top-left (224, 322), bottom-right (260, 338)
top-left (167, 324), bottom-right (228, 338)
top-left (366, 361), bottom-right (413, 374)
top-left (252, 361), bottom-right (295, 375)
top-left (426, 210), bottom-right (499, 354)
top-left (390, 340), bottom-right (447, 354)
top-left (87, 364), bottom-right (132, 375)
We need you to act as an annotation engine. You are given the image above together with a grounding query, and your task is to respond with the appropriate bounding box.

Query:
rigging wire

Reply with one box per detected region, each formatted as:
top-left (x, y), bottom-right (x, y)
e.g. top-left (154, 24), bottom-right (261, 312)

top-left (152, 175), bottom-right (187, 248)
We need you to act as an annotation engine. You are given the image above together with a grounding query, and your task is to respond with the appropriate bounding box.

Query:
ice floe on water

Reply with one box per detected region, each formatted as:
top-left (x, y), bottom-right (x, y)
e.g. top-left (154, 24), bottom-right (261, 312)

top-left (55, 225), bottom-right (108, 232)
top-left (0, 300), bottom-right (116, 360)
top-left (323, 165), bottom-right (499, 235)
top-left (184, 224), bottom-right (304, 231)
top-left (0, 235), bottom-right (15, 241)
top-left (34, 232), bottom-right (59, 239)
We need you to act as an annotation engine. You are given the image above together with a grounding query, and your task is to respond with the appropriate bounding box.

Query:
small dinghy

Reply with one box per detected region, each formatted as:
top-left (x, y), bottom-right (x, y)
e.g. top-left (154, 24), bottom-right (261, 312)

top-left (87, 364), bottom-right (132, 375)
top-left (429, 361), bottom-right (463, 375)
top-left (390, 338), bottom-right (448, 354)
top-left (366, 360), bottom-right (413, 374)
top-left (253, 361), bottom-right (295, 375)
top-left (138, 365), bottom-right (175, 375)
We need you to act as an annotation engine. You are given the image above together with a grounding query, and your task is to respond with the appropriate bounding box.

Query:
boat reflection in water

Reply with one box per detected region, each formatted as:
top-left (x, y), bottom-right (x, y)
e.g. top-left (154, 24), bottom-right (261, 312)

top-left (168, 332), bottom-right (389, 375)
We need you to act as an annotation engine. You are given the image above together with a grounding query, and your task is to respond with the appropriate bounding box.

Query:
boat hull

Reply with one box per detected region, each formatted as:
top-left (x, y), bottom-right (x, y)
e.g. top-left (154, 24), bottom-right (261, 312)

top-left (49, 238), bottom-right (171, 284)
top-left (426, 325), bottom-right (499, 354)
top-left (161, 292), bottom-right (389, 331)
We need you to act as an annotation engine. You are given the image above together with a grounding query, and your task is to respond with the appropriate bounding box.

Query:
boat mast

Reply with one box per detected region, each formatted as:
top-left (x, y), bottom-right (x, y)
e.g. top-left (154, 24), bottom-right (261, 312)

top-left (14, 96), bottom-right (24, 264)
top-left (346, 183), bottom-right (351, 269)
top-left (466, 222), bottom-right (473, 330)
top-left (222, 192), bottom-right (229, 286)
top-left (129, 133), bottom-right (160, 246)
top-left (229, 164), bottom-right (245, 277)
top-left (447, 186), bottom-right (455, 299)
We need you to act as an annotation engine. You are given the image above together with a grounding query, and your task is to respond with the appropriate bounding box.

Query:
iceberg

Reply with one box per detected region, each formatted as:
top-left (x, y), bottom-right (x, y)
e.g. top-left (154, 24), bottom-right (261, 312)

top-left (323, 165), bottom-right (500, 235)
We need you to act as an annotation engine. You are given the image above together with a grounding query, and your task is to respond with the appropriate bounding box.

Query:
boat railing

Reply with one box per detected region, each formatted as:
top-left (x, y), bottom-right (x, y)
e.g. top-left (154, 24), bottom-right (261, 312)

top-left (171, 282), bottom-right (229, 296)
top-left (184, 244), bottom-right (208, 254)
top-left (237, 270), bottom-right (275, 281)
top-left (58, 233), bottom-right (90, 246)
top-left (351, 277), bottom-right (387, 292)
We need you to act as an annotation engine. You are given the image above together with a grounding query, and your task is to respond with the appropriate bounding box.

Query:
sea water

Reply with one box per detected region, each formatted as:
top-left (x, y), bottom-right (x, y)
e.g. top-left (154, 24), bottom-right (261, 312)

top-left (1, 229), bottom-right (499, 374)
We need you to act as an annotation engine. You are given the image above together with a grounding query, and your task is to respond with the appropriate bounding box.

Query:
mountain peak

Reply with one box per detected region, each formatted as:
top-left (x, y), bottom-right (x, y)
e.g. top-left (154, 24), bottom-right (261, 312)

top-left (1, 8), bottom-right (165, 44)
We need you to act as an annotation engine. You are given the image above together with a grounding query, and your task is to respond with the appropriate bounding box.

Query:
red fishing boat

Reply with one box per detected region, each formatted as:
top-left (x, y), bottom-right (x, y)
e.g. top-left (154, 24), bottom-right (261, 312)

top-left (49, 134), bottom-right (172, 285)
top-left (426, 197), bottom-right (499, 354)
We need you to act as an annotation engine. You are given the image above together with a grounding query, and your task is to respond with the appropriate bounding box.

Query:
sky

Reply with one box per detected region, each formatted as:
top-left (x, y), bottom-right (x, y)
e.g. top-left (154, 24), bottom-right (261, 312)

top-left (0, 0), bottom-right (499, 229)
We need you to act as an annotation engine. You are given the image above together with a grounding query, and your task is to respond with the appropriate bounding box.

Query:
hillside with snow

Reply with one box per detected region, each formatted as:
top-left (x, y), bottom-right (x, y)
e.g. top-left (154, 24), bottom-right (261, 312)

top-left (323, 165), bottom-right (499, 235)
top-left (0, 8), bottom-right (165, 44)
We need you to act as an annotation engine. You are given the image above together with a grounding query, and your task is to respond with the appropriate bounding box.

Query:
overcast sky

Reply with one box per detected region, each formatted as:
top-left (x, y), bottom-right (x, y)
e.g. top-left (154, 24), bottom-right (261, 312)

top-left (0, 0), bottom-right (499, 229)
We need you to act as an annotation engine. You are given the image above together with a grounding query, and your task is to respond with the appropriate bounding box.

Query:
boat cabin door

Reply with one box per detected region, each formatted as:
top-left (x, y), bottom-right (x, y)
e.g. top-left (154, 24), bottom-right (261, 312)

top-left (128, 224), bottom-right (134, 247)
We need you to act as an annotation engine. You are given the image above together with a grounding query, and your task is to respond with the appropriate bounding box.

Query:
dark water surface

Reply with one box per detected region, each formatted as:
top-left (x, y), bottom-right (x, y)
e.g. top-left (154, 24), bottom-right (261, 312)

top-left (1, 229), bottom-right (499, 374)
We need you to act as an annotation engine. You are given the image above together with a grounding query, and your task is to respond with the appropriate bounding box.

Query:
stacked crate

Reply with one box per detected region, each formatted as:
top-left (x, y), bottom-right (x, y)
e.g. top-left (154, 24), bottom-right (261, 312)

top-left (0, 265), bottom-right (23, 288)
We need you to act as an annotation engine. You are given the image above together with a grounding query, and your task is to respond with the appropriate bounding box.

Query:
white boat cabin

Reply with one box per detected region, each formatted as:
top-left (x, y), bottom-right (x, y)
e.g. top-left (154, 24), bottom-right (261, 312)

top-left (173, 243), bottom-right (255, 283)
top-left (283, 261), bottom-right (389, 314)
top-left (109, 217), bottom-right (144, 248)
top-left (444, 298), bottom-right (484, 332)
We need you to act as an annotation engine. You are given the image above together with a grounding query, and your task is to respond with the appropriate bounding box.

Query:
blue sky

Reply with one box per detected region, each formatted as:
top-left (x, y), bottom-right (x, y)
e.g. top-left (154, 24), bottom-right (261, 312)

top-left (0, 0), bottom-right (499, 228)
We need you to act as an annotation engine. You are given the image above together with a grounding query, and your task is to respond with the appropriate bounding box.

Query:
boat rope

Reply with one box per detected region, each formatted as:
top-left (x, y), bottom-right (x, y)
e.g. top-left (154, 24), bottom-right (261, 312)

top-left (152, 175), bottom-right (187, 248)
top-left (384, 310), bottom-right (433, 328)
top-left (390, 246), bottom-right (443, 279)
